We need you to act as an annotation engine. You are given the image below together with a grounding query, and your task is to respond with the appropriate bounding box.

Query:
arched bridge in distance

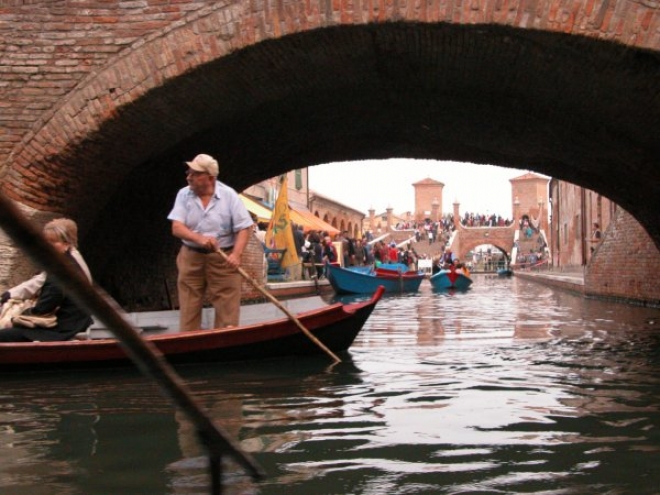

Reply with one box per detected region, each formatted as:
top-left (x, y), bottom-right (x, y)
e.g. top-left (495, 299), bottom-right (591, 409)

top-left (0, 1), bottom-right (658, 308)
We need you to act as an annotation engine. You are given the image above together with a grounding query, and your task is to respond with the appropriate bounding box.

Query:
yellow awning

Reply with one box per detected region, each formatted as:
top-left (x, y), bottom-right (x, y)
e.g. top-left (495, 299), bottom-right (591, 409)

top-left (290, 207), bottom-right (340, 235)
top-left (239, 194), bottom-right (272, 223)
top-left (240, 194), bottom-right (339, 235)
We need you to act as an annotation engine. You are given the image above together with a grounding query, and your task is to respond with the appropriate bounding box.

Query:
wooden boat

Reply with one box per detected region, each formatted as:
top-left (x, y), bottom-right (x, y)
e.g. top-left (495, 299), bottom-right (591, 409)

top-left (429, 268), bottom-right (473, 290)
top-left (0, 287), bottom-right (385, 371)
top-left (375, 262), bottom-right (411, 273)
top-left (326, 262), bottom-right (425, 295)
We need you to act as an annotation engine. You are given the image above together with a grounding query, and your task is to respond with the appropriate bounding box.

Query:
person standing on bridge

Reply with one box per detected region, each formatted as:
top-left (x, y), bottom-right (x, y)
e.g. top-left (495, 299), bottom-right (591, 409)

top-left (168, 153), bottom-right (254, 331)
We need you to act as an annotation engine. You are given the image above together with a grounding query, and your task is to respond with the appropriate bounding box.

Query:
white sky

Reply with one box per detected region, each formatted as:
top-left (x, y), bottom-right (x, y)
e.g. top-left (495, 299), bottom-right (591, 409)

top-left (309, 159), bottom-right (532, 220)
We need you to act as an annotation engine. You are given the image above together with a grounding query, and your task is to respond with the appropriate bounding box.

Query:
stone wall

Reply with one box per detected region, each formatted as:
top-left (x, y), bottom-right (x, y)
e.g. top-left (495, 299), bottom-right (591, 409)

top-left (586, 209), bottom-right (660, 306)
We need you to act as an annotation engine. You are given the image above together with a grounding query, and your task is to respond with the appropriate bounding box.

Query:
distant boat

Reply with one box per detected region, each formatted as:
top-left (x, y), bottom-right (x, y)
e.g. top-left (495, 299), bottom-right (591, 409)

top-left (0, 289), bottom-right (384, 371)
top-left (497, 267), bottom-right (513, 277)
top-left (326, 262), bottom-right (425, 295)
top-left (429, 268), bottom-right (473, 290)
top-left (375, 262), bottom-right (411, 273)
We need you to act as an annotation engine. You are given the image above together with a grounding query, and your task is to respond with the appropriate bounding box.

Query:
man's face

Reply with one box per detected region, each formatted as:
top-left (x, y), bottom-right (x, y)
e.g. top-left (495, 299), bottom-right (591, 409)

top-left (186, 169), bottom-right (214, 193)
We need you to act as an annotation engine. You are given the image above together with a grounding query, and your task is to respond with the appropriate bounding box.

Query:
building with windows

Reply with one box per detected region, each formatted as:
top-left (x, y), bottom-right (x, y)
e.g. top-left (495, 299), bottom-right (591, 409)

top-left (549, 178), bottom-right (616, 268)
top-left (241, 169), bottom-right (364, 238)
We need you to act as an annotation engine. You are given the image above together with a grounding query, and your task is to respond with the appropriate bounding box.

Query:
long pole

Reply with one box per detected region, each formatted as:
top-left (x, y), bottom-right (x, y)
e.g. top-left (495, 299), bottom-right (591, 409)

top-left (0, 194), bottom-right (264, 490)
top-left (217, 250), bottom-right (341, 364)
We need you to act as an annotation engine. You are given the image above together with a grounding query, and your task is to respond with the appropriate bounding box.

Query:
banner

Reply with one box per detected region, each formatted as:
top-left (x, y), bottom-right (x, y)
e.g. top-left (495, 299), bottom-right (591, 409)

top-left (265, 175), bottom-right (300, 270)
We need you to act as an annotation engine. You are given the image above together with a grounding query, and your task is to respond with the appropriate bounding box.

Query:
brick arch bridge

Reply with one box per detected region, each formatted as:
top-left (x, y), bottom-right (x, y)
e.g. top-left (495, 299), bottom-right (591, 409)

top-left (1, 1), bottom-right (659, 309)
top-left (451, 224), bottom-right (517, 263)
top-left (442, 201), bottom-right (525, 262)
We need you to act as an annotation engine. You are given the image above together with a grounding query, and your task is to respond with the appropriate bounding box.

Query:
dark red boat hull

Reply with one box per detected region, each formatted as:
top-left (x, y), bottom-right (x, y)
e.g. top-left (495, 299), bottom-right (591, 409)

top-left (0, 287), bottom-right (384, 370)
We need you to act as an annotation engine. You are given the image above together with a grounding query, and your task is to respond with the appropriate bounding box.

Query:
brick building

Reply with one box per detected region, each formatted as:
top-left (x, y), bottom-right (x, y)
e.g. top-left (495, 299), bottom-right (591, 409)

top-left (308, 192), bottom-right (365, 240)
top-left (243, 169), bottom-right (364, 239)
top-left (549, 179), bottom-right (617, 268)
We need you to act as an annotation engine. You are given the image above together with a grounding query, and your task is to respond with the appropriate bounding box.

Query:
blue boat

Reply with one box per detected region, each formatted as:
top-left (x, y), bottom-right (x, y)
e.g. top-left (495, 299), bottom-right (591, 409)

top-left (429, 268), bottom-right (473, 290)
top-left (376, 262), bottom-right (411, 273)
top-left (326, 263), bottom-right (425, 295)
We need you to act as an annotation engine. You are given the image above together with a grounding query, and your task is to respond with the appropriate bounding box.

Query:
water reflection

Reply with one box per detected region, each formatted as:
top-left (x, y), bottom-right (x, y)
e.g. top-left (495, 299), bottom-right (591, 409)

top-left (0, 371), bottom-right (180, 494)
top-left (1, 275), bottom-right (659, 494)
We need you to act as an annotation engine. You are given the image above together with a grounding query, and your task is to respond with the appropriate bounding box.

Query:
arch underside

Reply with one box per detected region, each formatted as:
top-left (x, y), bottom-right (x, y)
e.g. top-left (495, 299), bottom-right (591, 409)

top-left (4, 22), bottom-right (659, 308)
top-left (460, 241), bottom-right (513, 263)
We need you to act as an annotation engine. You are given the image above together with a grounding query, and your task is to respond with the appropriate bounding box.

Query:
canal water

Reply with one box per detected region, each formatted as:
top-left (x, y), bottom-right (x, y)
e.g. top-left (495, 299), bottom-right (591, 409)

top-left (1, 275), bottom-right (660, 494)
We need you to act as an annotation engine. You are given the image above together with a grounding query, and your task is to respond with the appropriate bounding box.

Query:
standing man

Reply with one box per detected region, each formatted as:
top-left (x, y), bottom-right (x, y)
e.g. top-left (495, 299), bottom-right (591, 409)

top-left (168, 153), bottom-right (254, 331)
top-left (292, 223), bottom-right (305, 258)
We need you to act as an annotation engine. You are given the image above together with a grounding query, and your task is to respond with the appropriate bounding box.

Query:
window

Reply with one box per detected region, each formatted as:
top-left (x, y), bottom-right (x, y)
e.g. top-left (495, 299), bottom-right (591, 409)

top-left (295, 170), bottom-right (302, 190)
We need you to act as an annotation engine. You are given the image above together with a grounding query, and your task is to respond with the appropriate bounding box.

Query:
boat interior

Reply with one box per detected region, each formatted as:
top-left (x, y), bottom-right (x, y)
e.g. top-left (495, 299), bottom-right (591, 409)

top-left (84, 295), bottom-right (333, 339)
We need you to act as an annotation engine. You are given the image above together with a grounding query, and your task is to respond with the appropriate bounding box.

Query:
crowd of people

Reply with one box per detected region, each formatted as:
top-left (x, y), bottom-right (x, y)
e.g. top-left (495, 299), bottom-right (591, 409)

top-left (390, 212), bottom-right (513, 247)
top-left (393, 215), bottom-right (455, 244)
top-left (255, 226), bottom-right (430, 280)
top-left (460, 212), bottom-right (513, 227)
top-left (290, 227), bottom-right (473, 280)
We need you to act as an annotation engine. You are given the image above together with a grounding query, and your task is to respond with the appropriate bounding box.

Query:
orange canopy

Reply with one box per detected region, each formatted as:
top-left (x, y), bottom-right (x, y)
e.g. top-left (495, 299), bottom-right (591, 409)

top-left (290, 207), bottom-right (340, 235)
top-left (239, 194), bottom-right (339, 235)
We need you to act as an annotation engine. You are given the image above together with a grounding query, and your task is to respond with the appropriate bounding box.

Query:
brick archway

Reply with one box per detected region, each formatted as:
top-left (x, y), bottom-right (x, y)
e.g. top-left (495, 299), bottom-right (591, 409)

top-left (1, 2), bottom-right (658, 308)
top-left (451, 224), bottom-right (517, 262)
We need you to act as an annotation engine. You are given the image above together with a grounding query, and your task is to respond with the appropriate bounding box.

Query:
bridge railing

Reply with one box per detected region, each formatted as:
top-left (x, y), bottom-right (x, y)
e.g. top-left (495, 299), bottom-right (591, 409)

top-left (469, 259), bottom-right (509, 272)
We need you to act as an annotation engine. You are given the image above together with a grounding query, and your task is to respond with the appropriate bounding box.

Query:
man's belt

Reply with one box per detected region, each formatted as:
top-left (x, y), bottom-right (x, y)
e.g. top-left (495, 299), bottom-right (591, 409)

top-left (184, 245), bottom-right (234, 254)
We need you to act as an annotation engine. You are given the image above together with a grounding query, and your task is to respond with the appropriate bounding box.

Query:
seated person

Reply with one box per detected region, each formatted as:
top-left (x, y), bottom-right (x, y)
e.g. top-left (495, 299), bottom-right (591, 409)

top-left (0, 217), bottom-right (91, 305)
top-left (441, 250), bottom-right (455, 269)
top-left (454, 259), bottom-right (470, 277)
top-left (0, 219), bottom-right (93, 342)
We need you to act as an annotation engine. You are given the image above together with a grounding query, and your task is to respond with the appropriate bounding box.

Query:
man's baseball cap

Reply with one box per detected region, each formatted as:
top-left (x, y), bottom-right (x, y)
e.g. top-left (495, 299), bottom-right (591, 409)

top-left (186, 154), bottom-right (219, 177)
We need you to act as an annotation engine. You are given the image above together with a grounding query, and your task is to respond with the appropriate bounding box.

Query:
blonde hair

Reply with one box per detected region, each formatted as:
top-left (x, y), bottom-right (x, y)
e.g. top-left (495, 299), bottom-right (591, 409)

top-left (43, 218), bottom-right (78, 247)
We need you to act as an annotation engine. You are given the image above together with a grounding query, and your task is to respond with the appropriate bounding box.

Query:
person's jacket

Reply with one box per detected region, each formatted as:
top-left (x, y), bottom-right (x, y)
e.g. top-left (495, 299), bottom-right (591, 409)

top-left (20, 250), bottom-right (93, 342)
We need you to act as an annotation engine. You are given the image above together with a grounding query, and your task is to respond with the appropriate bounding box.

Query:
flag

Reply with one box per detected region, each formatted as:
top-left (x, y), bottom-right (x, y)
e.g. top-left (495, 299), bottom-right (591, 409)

top-left (265, 175), bottom-right (300, 270)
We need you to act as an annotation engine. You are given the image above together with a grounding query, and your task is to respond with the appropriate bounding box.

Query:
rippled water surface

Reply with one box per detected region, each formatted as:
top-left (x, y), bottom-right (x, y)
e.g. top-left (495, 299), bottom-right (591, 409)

top-left (1, 275), bottom-right (660, 494)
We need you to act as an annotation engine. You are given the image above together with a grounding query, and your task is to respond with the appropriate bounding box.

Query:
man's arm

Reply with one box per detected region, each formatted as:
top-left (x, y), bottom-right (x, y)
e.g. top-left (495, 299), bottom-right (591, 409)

top-left (224, 228), bottom-right (250, 268)
top-left (171, 220), bottom-right (218, 251)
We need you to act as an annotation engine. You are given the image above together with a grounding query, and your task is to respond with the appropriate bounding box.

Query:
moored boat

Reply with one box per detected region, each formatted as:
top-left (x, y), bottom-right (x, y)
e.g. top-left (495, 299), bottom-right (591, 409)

top-left (429, 268), bottom-right (473, 290)
top-left (375, 262), bottom-right (411, 273)
top-left (326, 262), bottom-right (425, 295)
top-left (0, 287), bottom-right (385, 371)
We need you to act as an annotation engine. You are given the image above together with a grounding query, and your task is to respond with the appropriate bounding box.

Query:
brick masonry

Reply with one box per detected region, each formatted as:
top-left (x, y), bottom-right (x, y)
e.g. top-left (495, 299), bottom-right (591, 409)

top-left (0, 1), bottom-right (659, 309)
top-left (587, 209), bottom-right (660, 306)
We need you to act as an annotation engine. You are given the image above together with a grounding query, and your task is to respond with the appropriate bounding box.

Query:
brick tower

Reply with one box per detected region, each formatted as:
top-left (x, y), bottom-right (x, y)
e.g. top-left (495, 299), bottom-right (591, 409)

top-left (509, 172), bottom-right (550, 232)
top-left (413, 178), bottom-right (445, 223)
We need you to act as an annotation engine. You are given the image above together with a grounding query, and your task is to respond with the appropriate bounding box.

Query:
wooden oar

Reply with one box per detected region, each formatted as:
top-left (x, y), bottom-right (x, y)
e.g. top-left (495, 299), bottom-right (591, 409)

top-left (217, 250), bottom-right (341, 364)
